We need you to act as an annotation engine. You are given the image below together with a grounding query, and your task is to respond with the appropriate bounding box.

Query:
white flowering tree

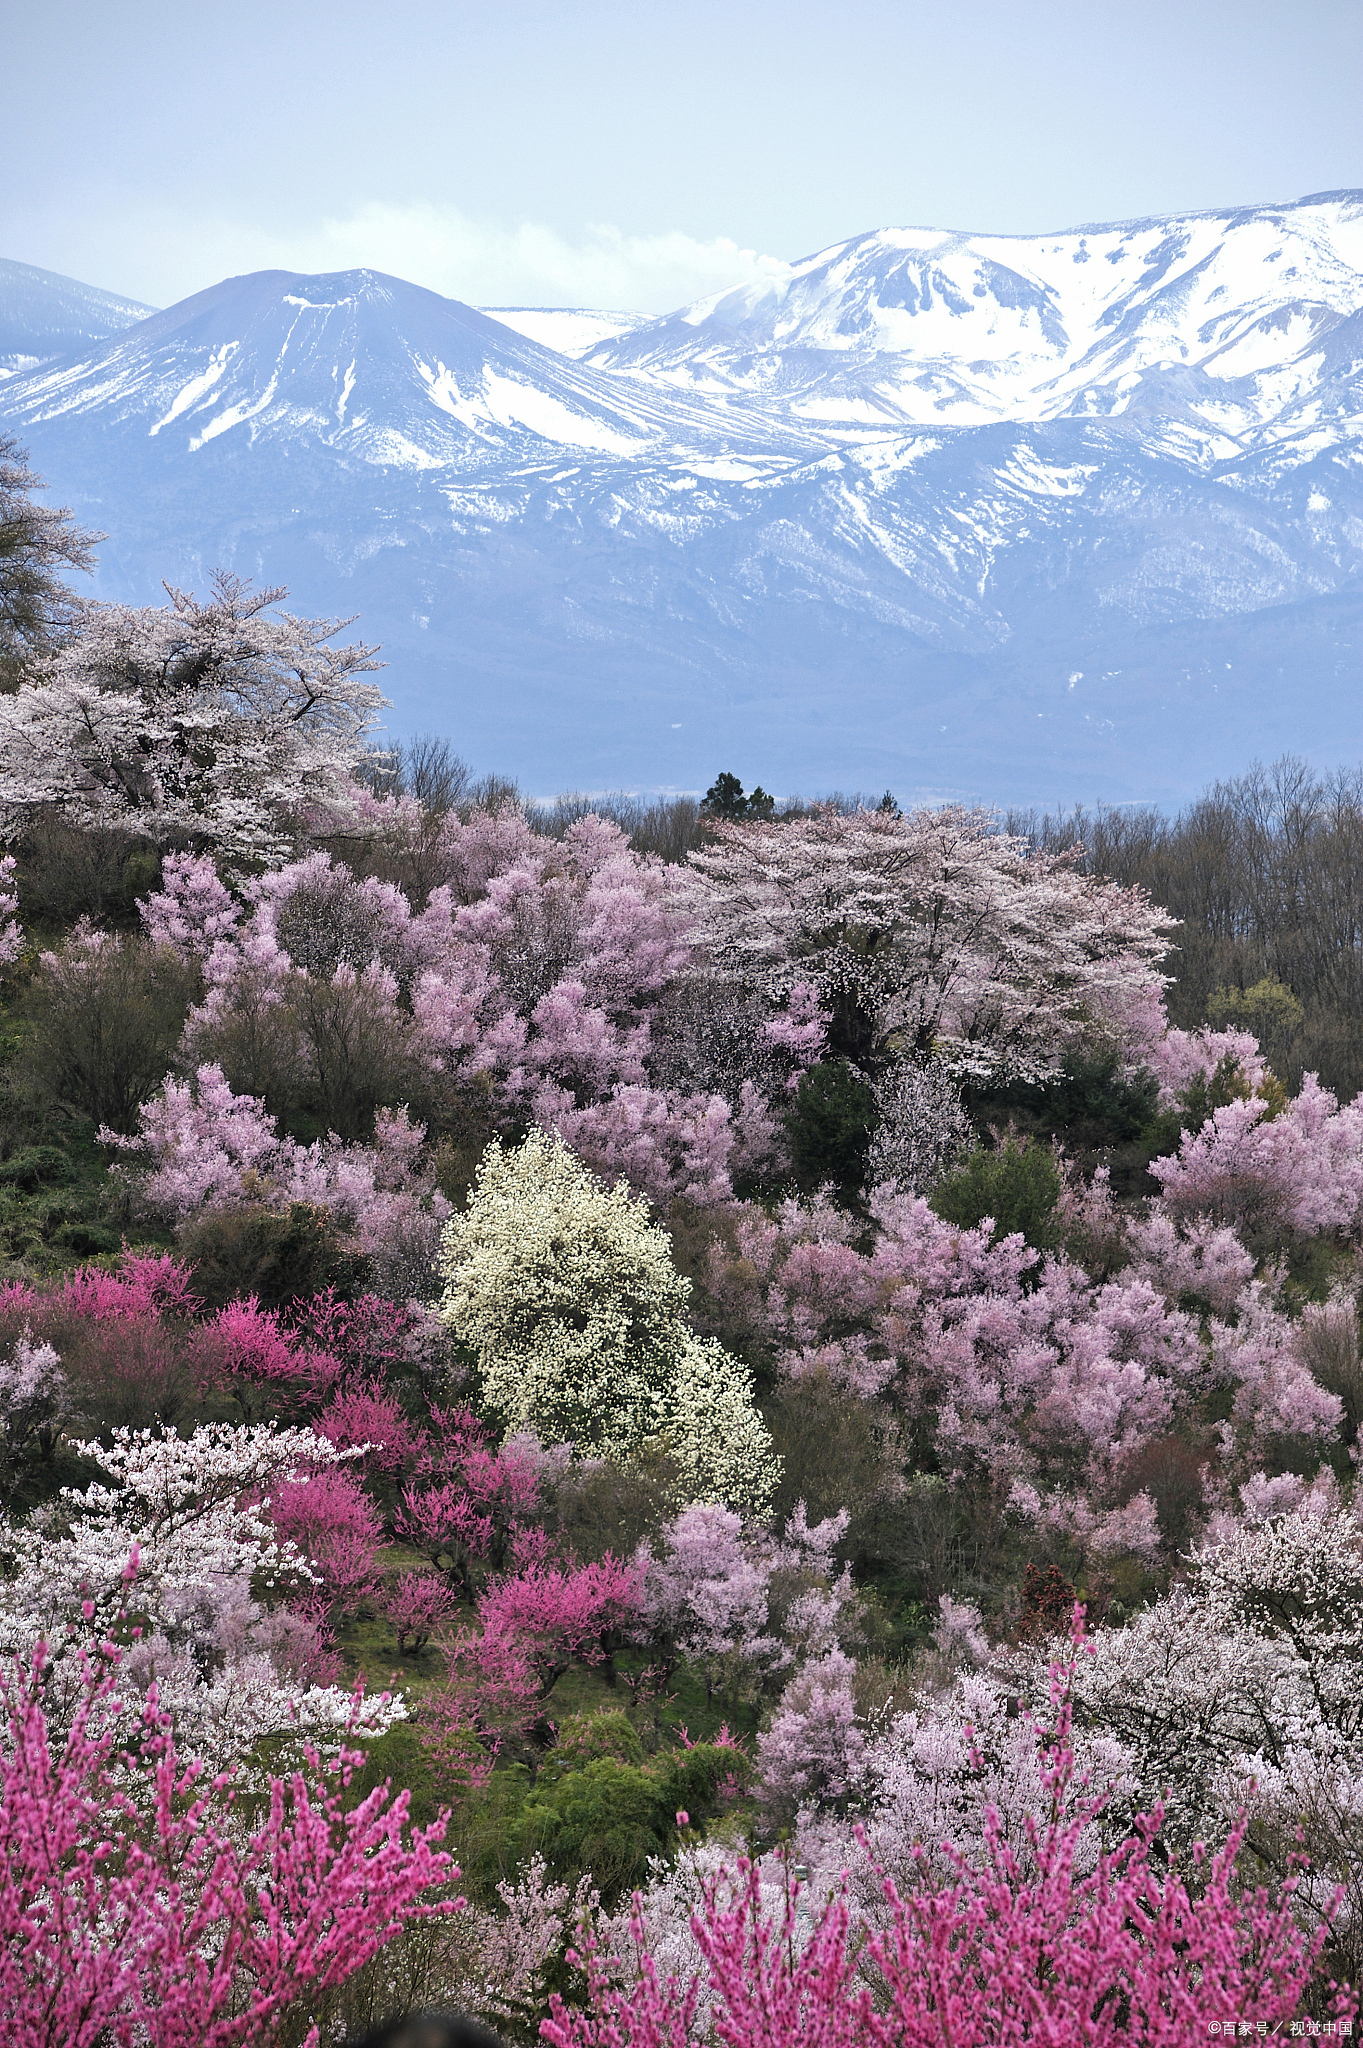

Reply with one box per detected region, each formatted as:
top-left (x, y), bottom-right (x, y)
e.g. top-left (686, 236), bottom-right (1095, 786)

top-left (0, 572), bottom-right (385, 863)
top-left (437, 1130), bottom-right (779, 1512)
top-left (866, 1052), bottom-right (972, 1193)
top-left (0, 1420), bottom-right (402, 1768)
top-left (1053, 1493), bottom-right (1363, 1978)
top-left (678, 805), bottom-right (1176, 1081)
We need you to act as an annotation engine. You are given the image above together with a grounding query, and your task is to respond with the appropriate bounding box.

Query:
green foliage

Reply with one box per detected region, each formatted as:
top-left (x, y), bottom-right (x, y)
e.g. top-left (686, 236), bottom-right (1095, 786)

top-left (479, 1741), bottom-right (749, 1906)
top-left (1207, 977), bottom-right (1305, 1078)
top-left (700, 772), bottom-right (776, 821)
top-left (540, 1711), bottom-right (645, 1777)
top-left (15, 817), bottom-right (164, 932)
top-left (175, 1201), bottom-right (366, 1312)
top-left (763, 1367), bottom-right (900, 1565)
top-left (971, 1049), bottom-right (1160, 1151)
top-left (16, 933), bottom-right (198, 1134)
top-left (0, 1056), bottom-right (129, 1273)
top-left (0, 1144), bottom-right (74, 1193)
top-left (785, 1059), bottom-right (876, 1195)
top-left (929, 1135), bottom-right (1061, 1253)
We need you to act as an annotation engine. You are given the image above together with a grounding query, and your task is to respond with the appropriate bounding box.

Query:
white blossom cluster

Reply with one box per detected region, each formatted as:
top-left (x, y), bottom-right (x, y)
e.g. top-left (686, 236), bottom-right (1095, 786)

top-left (866, 1054), bottom-right (972, 1195)
top-left (0, 1328), bottom-right (71, 1506)
top-left (438, 1130), bottom-right (779, 1512)
top-left (679, 804), bottom-right (1176, 1082)
top-left (1034, 1493), bottom-right (1363, 1974)
top-left (0, 1421), bottom-right (403, 1766)
top-left (0, 574), bottom-right (386, 864)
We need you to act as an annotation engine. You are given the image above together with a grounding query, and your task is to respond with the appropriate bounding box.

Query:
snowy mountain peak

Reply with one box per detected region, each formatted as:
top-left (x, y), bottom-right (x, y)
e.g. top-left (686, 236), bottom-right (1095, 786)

top-left (592, 191), bottom-right (1363, 440)
top-left (2, 265), bottom-right (759, 472)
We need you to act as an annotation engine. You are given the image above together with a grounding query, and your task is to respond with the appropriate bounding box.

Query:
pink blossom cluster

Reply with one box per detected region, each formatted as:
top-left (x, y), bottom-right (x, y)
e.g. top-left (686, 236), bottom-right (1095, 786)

top-left (1143, 1020), bottom-right (1269, 1108)
top-left (703, 1177), bottom-right (1342, 1522)
top-left (393, 1401), bottom-right (551, 1594)
top-left (268, 1462), bottom-right (384, 1623)
top-left (140, 823), bottom-right (826, 1206)
top-left (139, 848), bottom-right (241, 958)
top-left (195, 1294), bottom-right (346, 1420)
top-left (431, 1549), bottom-right (646, 1744)
top-left (105, 1065), bottom-right (451, 1270)
top-left (0, 1635), bottom-right (454, 2047)
top-left (1151, 1071), bottom-right (1363, 1240)
top-left (638, 1501), bottom-right (857, 1701)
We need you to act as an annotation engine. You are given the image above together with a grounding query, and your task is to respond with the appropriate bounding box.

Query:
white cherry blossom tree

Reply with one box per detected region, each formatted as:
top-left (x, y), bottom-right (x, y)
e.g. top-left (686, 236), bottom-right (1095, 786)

top-left (678, 804), bottom-right (1176, 1081)
top-left (0, 573), bottom-right (385, 863)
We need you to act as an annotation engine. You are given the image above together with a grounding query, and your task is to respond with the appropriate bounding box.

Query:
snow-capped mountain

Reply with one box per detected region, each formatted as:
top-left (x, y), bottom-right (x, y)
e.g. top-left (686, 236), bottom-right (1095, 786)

top-left (592, 193), bottom-right (1363, 445)
top-left (0, 258), bottom-right (156, 380)
top-left (2, 195), bottom-right (1360, 806)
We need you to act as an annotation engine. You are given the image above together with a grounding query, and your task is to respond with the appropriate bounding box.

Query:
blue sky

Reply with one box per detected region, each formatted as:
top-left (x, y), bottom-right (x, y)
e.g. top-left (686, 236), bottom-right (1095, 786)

top-left (7, 0), bottom-right (1361, 311)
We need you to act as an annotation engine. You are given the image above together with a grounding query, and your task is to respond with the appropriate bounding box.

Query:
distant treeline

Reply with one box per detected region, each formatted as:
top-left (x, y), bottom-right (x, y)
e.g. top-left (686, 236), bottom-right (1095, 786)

top-left (1005, 757), bottom-right (1363, 1101)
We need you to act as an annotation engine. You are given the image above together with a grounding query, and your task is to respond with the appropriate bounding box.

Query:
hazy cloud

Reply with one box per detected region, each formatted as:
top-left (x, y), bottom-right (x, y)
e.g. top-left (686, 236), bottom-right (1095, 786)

top-left (7, 199), bottom-right (791, 315)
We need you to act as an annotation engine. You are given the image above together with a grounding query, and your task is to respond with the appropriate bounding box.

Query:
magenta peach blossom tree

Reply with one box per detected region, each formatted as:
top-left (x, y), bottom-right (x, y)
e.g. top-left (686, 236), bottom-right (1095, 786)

top-left (0, 1636), bottom-right (455, 2048)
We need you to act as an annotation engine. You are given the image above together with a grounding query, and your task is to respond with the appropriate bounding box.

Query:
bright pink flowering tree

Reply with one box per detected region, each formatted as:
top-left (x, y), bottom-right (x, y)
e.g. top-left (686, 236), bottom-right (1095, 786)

top-left (267, 1464), bottom-right (383, 1623)
top-left (547, 1672), bottom-right (1353, 2048)
top-left (316, 1377), bottom-right (421, 1480)
top-left (393, 1403), bottom-right (548, 1593)
top-left (0, 1638), bottom-right (455, 2048)
top-left (433, 1554), bottom-right (647, 1736)
top-left (193, 1296), bottom-right (343, 1421)
top-left (379, 1570), bottom-right (460, 1655)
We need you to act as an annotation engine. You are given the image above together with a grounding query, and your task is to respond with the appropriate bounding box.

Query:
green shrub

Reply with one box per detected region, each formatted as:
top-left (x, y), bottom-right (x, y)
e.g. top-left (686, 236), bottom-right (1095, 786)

top-left (175, 1202), bottom-right (366, 1313)
top-left (543, 1711), bottom-right (645, 1777)
top-left (970, 1049), bottom-right (1160, 1151)
top-left (786, 1059), bottom-right (876, 1195)
top-left (15, 816), bottom-right (165, 931)
top-left (930, 1136), bottom-right (1061, 1252)
top-left (489, 1742), bottom-right (748, 1906)
top-left (0, 1145), bottom-right (74, 1192)
top-left (17, 934), bottom-right (197, 1134)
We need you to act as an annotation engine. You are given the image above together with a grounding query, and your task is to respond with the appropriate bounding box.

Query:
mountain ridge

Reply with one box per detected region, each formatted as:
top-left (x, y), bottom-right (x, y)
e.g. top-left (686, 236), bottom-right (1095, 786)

top-left (1, 193), bottom-right (1360, 805)
top-left (0, 257), bottom-right (157, 380)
